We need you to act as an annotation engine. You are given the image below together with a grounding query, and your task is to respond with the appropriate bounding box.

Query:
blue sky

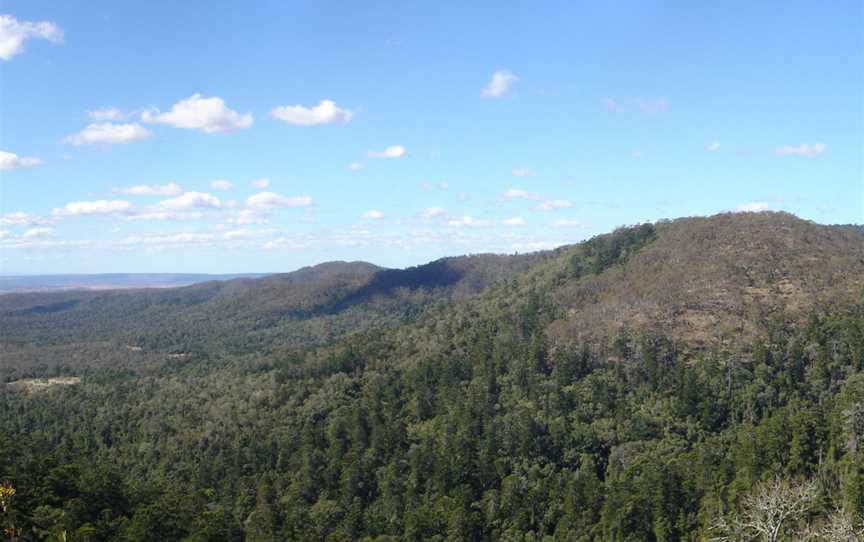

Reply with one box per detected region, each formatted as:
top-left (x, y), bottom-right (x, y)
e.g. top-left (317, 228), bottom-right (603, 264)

top-left (1, 1), bottom-right (861, 274)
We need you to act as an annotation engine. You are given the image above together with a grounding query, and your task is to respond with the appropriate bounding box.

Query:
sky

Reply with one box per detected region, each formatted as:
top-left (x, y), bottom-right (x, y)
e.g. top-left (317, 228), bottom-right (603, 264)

top-left (0, 1), bottom-right (861, 274)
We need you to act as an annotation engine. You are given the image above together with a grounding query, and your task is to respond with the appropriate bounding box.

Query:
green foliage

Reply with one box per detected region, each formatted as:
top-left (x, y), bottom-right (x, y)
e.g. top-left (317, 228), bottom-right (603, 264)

top-left (1, 213), bottom-right (863, 540)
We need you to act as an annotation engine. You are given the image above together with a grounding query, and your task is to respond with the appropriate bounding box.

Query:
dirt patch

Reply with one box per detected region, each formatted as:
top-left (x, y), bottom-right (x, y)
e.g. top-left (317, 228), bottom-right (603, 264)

top-left (7, 377), bottom-right (81, 393)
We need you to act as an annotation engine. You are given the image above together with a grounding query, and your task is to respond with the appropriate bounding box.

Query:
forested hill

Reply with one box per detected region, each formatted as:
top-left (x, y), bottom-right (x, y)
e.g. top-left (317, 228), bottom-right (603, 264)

top-left (0, 252), bottom-right (545, 380)
top-left (1, 212), bottom-right (864, 541)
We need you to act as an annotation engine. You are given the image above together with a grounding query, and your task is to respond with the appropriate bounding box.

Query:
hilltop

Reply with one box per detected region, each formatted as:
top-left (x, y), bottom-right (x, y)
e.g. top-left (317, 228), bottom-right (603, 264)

top-left (546, 212), bottom-right (864, 349)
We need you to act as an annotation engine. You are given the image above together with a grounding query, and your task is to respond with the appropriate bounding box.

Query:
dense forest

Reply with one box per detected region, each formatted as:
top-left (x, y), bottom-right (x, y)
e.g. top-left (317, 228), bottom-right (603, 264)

top-left (2, 212), bottom-right (863, 541)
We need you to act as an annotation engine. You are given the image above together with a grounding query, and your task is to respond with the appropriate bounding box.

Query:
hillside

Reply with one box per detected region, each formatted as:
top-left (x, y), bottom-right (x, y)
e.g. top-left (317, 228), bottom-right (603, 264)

top-left (0, 254), bottom-right (545, 380)
top-left (1, 212), bottom-right (863, 541)
top-left (2, 213), bottom-right (862, 382)
top-left (546, 212), bottom-right (864, 350)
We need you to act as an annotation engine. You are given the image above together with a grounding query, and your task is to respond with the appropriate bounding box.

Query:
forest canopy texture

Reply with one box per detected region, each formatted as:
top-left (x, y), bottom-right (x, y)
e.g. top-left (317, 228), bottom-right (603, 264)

top-left (1, 212), bottom-right (863, 541)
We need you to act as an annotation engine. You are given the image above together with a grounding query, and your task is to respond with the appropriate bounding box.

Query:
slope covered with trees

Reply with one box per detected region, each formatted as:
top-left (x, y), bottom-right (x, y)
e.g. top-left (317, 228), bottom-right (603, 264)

top-left (0, 254), bottom-right (544, 382)
top-left (1, 212), bottom-right (862, 541)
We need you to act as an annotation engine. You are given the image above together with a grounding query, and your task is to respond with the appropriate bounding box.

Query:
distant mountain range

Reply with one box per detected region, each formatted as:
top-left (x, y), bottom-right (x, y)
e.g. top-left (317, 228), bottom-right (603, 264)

top-left (0, 273), bottom-right (269, 293)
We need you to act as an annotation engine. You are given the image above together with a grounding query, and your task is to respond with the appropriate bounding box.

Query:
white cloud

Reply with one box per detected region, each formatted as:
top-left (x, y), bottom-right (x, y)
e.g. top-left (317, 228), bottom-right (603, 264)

top-left (87, 107), bottom-right (128, 121)
top-left (250, 177), bottom-right (270, 188)
top-left (160, 191), bottom-right (221, 210)
top-left (22, 227), bottom-right (52, 238)
top-left (734, 202), bottom-right (771, 213)
top-left (534, 199), bottom-right (574, 211)
top-left (223, 229), bottom-right (251, 240)
top-left (631, 150), bottom-right (643, 158)
top-left (209, 179), bottom-right (234, 191)
top-left (121, 232), bottom-right (216, 248)
top-left (142, 94), bottom-right (253, 133)
top-left (0, 15), bottom-right (63, 60)
top-left (64, 123), bottom-right (152, 146)
top-left (481, 70), bottom-right (518, 98)
top-left (503, 217), bottom-right (526, 226)
top-left (124, 210), bottom-right (204, 221)
top-left (0, 150), bottom-right (41, 170)
top-left (263, 237), bottom-right (306, 250)
top-left (228, 209), bottom-right (269, 225)
top-left (52, 200), bottom-right (133, 217)
top-left (501, 188), bottom-right (543, 201)
top-left (270, 99), bottom-right (353, 126)
top-left (362, 210), bottom-right (384, 219)
top-left (0, 212), bottom-right (51, 226)
top-left (705, 141), bottom-right (721, 152)
top-left (552, 219), bottom-right (586, 228)
top-left (114, 182), bottom-right (182, 196)
top-left (447, 216), bottom-right (494, 227)
top-left (421, 207), bottom-right (446, 218)
top-left (347, 162), bottom-right (365, 172)
top-left (368, 145), bottom-right (406, 158)
top-left (512, 167), bottom-right (535, 177)
top-left (247, 192), bottom-right (313, 209)
top-left (775, 143), bottom-right (826, 158)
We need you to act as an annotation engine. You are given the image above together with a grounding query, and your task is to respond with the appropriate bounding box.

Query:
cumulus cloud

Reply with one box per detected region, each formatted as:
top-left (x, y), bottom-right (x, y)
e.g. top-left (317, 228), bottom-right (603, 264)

top-left (246, 192), bottom-right (313, 209)
top-left (124, 210), bottom-right (204, 221)
top-left (64, 123), bottom-right (152, 146)
top-left (87, 107), bottom-right (129, 121)
top-left (209, 179), bottom-right (234, 191)
top-left (362, 210), bottom-right (384, 219)
top-left (447, 216), bottom-right (494, 227)
top-left (227, 208), bottom-right (269, 225)
top-left (114, 182), bottom-right (182, 196)
top-left (52, 200), bottom-right (133, 217)
top-left (705, 141), bottom-right (721, 152)
top-left (368, 145), bottom-right (406, 158)
top-left (0, 150), bottom-right (41, 170)
top-left (250, 177), bottom-right (270, 188)
top-left (421, 207), bottom-right (446, 218)
top-left (223, 229), bottom-right (251, 240)
top-left (160, 191), bottom-right (222, 210)
top-left (142, 94), bottom-right (253, 133)
top-left (347, 162), bottom-right (365, 171)
top-left (270, 99), bottom-right (353, 126)
top-left (122, 232), bottom-right (216, 248)
top-left (734, 202), bottom-right (771, 213)
top-left (534, 199), bottom-right (574, 211)
top-left (263, 237), bottom-right (307, 250)
top-left (481, 70), bottom-right (518, 98)
top-left (775, 143), bottom-right (826, 158)
top-left (0, 212), bottom-right (51, 226)
top-left (501, 188), bottom-right (543, 201)
top-left (503, 217), bottom-right (526, 226)
top-left (0, 14), bottom-right (63, 60)
top-left (22, 227), bottom-right (52, 238)
top-left (511, 167), bottom-right (535, 177)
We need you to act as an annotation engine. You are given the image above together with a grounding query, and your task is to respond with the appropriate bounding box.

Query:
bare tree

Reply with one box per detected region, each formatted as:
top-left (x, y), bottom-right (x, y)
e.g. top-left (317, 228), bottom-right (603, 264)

top-left (817, 508), bottom-right (864, 542)
top-left (709, 477), bottom-right (818, 542)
